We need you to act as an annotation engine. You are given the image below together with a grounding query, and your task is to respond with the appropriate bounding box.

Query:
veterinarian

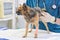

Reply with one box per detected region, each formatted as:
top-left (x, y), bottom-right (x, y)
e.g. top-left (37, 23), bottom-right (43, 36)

top-left (26, 0), bottom-right (60, 32)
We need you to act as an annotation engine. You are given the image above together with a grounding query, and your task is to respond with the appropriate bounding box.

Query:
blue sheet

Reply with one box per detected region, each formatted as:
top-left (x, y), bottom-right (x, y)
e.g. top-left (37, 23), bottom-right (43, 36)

top-left (0, 38), bottom-right (9, 40)
top-left (0, 27), bottom-right (8, 30)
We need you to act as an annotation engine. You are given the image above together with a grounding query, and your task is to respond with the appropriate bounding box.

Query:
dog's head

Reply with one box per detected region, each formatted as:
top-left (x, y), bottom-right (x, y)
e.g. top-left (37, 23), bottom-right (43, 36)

top-left (16, 3), bottom-right (30, 15)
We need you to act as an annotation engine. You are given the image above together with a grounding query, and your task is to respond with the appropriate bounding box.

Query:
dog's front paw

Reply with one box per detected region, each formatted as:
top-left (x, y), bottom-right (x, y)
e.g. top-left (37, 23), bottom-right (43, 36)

top-left (34, 36), bottom-right (37, 38)
top-left (29, 30), bottom-right (32, 33)
top-left (34, 34), bottom-right (37, 38)
top-left (23, 36), bottom-right (27, 38)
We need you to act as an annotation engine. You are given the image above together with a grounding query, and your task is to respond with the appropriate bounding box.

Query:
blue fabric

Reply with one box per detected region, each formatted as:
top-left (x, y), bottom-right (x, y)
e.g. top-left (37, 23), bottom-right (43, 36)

top-left (58, 0), bottom-right (60, 18)
top-left (26, 0), bottom-right (60, 33)
top-left (26, 0), bottom-right (37, 8)
top-left (38, 0), bottom-right (58, 17)
top-left (0, 27), bottom-right (8, 30)
top-left (0, 38), bottom-right (8, 40)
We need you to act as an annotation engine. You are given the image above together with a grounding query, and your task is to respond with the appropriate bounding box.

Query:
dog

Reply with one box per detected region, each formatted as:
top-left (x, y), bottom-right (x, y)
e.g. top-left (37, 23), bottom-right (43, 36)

top-left (16, 3), bottom-right (49, 38)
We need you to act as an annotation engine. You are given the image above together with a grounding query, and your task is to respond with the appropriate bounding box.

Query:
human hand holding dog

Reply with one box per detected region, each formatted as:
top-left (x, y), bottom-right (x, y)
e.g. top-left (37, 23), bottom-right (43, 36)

top-left (40, 12), bottom-right (55, 23)
top-left (40, 12), bottom-right (60, 25)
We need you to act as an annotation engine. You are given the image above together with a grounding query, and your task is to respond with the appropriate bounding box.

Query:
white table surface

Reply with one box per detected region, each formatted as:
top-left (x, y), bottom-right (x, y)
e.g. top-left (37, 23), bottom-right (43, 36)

top-left (0, 29), bottom-right (60, 40)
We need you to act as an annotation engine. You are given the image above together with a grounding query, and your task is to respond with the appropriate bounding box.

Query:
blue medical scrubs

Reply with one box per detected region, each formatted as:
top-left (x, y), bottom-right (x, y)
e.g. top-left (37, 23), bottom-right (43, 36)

top-left (58, 0), bottom-right (60, 18)
top-left (26, 0), bottom-right (60, 33)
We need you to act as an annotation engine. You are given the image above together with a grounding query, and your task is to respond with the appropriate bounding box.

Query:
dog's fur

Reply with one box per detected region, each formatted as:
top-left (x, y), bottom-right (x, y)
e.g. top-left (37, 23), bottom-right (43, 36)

top-left (16, 3), bottom-right (49, 38)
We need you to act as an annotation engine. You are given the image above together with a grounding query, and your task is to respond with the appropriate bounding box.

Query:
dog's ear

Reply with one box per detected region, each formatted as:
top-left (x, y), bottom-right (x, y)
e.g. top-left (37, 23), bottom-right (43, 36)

top-left (23, 3), bottom-right (27, 11)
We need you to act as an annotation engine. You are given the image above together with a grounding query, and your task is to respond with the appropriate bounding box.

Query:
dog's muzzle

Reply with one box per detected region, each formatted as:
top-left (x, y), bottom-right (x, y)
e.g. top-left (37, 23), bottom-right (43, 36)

top-left (16, 11), bottom-right (22, 15)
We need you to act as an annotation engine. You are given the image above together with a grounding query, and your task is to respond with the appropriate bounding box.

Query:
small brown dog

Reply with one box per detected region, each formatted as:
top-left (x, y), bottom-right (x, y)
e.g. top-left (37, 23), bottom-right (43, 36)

top-left (16, 3), bottom-right (49, 38)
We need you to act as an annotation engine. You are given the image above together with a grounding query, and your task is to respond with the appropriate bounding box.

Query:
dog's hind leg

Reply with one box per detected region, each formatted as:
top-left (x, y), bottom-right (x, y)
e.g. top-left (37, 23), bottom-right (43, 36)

top-left (23, 22), bottom-right (29, 38)
top-left (34, 22), bottom-right (39, 38)
top-left (42, 20), bottom-right (50, 34)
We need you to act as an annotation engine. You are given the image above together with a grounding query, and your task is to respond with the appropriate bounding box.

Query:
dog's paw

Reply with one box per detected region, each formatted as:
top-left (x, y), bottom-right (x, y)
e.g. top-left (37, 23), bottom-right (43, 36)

top-left (34, 36), bottom-right (37, 38)
top-left (48, 32), bottom-right (50, 34)
top-left (23, 36), bottom-right (27, 38)
top-left (34, 34), bottom-right (37, 38)
top-left (29, 30), bottom-right (32, 33)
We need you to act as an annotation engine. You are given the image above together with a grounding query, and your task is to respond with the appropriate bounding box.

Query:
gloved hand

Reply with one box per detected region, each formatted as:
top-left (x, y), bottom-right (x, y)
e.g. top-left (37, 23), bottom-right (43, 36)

top-left (40, 11), bottom-right (55, 23)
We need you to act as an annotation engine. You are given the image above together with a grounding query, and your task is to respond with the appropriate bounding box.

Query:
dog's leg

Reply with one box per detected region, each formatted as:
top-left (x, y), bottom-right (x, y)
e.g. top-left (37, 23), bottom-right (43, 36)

top-left (34, 14), bottom-right (39, 38)
top-left (23, 22), bottom-right (29, 38)
top-left (29, 24), bottom-right (34, 32)
top-left (44, 22), bottom-right (50, 34)
top-left (34, 22), bottom-right (39, 38)
top-left (42, 20), bottom-right (50, 34)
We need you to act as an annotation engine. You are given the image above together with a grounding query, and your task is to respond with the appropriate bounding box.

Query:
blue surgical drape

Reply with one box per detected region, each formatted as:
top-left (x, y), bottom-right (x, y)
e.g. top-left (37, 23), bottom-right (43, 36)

top-left (26, 0), bottom-right (60, 33)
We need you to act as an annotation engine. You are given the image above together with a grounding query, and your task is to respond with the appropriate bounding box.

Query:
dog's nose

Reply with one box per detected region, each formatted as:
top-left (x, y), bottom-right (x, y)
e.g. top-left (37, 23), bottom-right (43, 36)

top-left (16, 11), bottom-right (21, 15)
top-left (17, 13), bottom-right (20, 15)
top-left (16, 11), bottom-right (22, 15)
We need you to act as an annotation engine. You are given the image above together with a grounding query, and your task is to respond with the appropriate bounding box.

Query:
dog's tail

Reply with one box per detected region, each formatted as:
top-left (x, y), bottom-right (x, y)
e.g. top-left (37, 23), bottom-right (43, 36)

top-left (34, 7), bottom-right (43, 16)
